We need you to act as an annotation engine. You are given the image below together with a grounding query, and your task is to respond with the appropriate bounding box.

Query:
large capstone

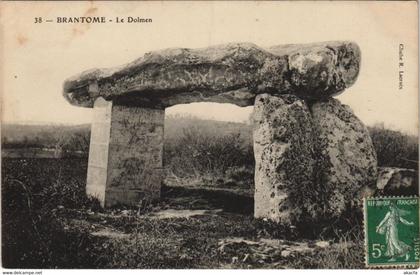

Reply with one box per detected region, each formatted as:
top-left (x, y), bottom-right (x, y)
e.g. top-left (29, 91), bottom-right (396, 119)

top-left (63, 41), bottom-right (360, 108)
top-left (310, 98), bottom-right (378, 217)
top-left (253, 94), bottom-right (316, 224)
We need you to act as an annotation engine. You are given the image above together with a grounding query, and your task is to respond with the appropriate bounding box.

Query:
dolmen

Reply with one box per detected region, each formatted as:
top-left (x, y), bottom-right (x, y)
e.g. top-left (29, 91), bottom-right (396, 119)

top-left (63, 41), bottom-right (378, 224)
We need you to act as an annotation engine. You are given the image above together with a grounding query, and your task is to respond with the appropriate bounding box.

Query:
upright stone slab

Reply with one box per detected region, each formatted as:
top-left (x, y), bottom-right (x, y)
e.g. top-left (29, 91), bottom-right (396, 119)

top-left (86, 97), bottom-right (164, 207)
top-left (253, 94), bottom-right (315, 224)
top-left (86, 98), bottom-right (112, 204)
top-left (311, 98), bottom-right (378, 217)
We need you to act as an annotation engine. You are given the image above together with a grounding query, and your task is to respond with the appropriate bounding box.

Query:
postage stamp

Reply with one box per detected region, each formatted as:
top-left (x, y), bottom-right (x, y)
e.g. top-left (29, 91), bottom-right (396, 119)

top-left (364, 197), bottom-right (420, 268)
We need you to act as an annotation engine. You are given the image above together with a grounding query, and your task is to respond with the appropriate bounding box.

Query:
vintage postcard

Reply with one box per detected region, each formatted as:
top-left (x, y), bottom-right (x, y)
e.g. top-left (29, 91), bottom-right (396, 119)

top-left (0, 1), bottom-right (418, 271)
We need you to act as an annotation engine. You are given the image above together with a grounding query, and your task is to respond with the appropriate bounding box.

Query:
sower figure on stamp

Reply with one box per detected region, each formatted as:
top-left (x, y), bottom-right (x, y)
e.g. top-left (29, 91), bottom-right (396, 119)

top-left (376, 202), bottom-right (415, 262)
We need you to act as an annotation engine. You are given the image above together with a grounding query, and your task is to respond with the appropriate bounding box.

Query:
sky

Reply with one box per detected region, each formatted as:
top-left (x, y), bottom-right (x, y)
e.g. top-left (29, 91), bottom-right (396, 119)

top-left (1, 1), bottom-right (418, 134)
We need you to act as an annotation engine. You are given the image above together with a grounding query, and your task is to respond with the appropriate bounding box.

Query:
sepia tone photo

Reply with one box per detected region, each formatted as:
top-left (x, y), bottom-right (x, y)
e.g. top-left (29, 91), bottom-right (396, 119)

top-left (1, 1), bottom-right (419, 270)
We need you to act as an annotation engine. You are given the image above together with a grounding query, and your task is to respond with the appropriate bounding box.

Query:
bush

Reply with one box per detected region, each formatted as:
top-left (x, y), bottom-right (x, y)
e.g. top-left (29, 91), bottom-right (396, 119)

top-left (368, 124), bottom-right (418, 170)
top-left (164, 115), bottom-right (254, 185)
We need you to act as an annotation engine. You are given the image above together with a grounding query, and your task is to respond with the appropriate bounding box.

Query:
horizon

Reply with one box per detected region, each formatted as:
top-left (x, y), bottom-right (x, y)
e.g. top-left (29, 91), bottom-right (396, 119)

top-left (2, 105), bottom-right (418, 137)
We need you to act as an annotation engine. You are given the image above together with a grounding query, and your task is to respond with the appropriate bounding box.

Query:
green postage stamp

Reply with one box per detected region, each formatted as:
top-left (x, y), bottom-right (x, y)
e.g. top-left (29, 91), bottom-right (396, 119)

top-left (364, 197), bottom-right (420, 268)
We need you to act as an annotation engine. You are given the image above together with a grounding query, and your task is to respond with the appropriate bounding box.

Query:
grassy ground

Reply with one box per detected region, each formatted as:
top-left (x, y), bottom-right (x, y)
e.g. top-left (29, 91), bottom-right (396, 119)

top-left (2, 158), bottom-right (365, 269)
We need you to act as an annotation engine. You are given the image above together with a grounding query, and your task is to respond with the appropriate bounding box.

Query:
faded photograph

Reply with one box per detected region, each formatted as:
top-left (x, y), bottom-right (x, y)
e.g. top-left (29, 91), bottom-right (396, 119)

top-left (1, 1), bottom-right (418, 269)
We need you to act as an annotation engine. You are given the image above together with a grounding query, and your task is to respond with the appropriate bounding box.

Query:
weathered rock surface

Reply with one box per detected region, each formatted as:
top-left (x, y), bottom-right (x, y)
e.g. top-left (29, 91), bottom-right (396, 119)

top-left (310, 98), bottom-right (378, 217)
top-left (86, 98), bottom-right (164, 207)
top-left (376, 167), bottom-right (418, 196)
top-left (253, 94), bottom-right (315, 224)
top-left (63, 41), bottom-right (360, 108)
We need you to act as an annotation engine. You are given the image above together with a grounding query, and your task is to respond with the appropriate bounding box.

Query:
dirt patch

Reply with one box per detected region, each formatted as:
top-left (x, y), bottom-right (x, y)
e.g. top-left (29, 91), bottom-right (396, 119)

top-left (150, 209), bottom-right (223, 219)
top-left (91, 228), bottom-right (129, 239)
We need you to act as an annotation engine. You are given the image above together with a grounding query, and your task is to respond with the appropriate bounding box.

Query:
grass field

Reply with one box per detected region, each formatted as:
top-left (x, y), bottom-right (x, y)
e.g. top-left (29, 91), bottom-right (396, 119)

top-left (2, 158), bottom-right (365, 269)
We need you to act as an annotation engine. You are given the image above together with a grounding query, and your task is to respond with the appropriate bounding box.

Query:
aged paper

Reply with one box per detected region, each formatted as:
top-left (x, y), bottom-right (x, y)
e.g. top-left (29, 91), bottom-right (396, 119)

top-left (1, 1), bottom-right (418, 271)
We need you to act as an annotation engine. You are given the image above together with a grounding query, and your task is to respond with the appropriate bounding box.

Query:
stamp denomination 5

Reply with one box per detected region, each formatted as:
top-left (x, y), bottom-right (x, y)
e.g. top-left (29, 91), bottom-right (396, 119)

top-left (364, 197), bottom-right (419, 268)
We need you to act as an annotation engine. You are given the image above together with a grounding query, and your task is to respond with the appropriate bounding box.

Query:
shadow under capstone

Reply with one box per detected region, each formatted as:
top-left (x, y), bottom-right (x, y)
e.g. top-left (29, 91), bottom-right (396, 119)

top-left (161, 185), bottom-right (254, 215)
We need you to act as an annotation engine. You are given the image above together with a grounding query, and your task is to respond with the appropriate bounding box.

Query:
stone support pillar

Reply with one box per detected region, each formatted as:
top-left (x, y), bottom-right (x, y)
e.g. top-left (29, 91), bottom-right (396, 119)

top-left (86, 97), bottom-right (164, 207)
top-left (253, 94), bottom-right (315, 224)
